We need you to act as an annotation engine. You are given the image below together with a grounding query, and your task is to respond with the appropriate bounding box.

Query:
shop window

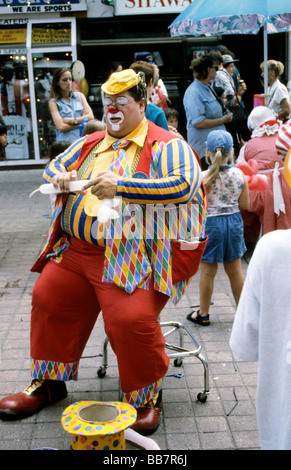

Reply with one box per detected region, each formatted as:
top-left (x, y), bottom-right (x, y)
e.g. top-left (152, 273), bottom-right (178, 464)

top-left (0, 18), bottom-right (76, 164)
top-left (33, 51), bottom-right (73, 159)
top-left (0, 52), bottom-right (33, 161)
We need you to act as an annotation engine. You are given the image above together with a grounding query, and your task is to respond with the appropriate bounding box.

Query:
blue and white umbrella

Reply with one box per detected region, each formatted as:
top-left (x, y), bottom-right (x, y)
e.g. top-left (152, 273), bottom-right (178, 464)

top-left (169, 0), bottom-right (291, 96)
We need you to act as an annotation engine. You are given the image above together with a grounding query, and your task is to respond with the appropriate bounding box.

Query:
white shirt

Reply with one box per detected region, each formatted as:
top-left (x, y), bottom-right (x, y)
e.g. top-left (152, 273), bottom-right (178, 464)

top-left (229, 229), bottom-right (291, 450)
top-left (5, 115), bottom-right (31, 160)
top-left (267, 79), bottom-right (290, 116)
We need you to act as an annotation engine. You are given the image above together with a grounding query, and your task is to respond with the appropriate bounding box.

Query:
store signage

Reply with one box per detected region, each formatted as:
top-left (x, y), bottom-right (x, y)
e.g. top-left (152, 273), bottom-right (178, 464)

top-left (32, 27), bottom-right (71, 43)
top-left (0, 18), bottom-right (28, 24)
top-left (0, 48), bottom-right (27, 54)
top-left (0, 28), bottom-right (26, 43)
top-left (115, 0), bottom-right (194, 15)
top-left (0, 0), bottom-right (80, 4)
top-left (0, 0), bottom-right (87, 14)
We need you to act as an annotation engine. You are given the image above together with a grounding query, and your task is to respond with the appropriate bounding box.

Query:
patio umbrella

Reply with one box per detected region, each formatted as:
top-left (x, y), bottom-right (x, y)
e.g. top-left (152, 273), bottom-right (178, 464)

top-left (169, 0), bottom-right (291, 97)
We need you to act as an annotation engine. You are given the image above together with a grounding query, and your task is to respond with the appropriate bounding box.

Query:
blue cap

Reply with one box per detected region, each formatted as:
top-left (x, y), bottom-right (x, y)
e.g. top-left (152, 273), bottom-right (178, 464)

top-left (206, 130), bottom-right (233, 153)
top-left (134, 51), bottom-right (154, 63)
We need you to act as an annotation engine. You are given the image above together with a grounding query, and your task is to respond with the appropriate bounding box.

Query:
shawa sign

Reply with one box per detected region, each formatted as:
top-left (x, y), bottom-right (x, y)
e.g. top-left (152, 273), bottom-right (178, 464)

top-left (115, 0), bottom-right (194, 15)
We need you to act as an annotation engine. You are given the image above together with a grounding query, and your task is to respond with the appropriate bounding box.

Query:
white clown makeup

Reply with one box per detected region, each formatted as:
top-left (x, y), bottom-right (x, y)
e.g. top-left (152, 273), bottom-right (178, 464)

top-left (106, 107), bottom-right (125, 132)
top-left (103, 89), bottom-right (146, 138)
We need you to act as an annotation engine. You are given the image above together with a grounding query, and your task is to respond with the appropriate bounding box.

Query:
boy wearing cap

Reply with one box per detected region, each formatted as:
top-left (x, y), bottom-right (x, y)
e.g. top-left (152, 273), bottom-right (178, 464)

top-left (0, 69), bottom-right (206, 434)
top-left (130, 60), bottom-right (169, 131)
top-left (134, 51), bottom-right (169, 109)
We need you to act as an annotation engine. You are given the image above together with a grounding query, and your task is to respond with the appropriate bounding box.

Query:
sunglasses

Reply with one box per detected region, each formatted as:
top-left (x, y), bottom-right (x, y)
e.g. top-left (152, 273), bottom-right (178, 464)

top-left (211, 66), bottom-right (219, 71)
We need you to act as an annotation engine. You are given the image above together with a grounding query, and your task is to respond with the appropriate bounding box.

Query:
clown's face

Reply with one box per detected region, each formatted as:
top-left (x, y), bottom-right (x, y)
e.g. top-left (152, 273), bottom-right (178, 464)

top-left (103, 91), bottom-right (145, 138)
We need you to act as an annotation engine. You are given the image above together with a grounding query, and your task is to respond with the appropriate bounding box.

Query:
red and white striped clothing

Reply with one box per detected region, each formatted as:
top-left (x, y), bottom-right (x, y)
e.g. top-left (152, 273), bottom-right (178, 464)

top-left (276, 119), bottom-right (291, 158)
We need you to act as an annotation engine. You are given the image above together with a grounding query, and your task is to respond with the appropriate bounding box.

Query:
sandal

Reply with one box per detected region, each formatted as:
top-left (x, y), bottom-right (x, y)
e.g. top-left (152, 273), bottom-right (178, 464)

top-left (186, 310), bottom-right (210, 326)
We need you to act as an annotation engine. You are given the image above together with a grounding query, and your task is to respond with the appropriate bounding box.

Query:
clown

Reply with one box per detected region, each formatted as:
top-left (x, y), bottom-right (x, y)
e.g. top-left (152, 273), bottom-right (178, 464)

top-left (0, 70), bottom-right (206, 434)
top-left (237, 107), bottom-right (291, 242)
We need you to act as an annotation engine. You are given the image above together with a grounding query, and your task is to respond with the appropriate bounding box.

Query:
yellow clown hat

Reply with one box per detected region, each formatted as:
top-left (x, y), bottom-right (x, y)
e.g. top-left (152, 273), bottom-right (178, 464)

top-left (61, 401), bottom-right (137, 450)
top-left (284, 148), bottom-right (291, 188)
top-left (101, 69), bottom-right (144, 95)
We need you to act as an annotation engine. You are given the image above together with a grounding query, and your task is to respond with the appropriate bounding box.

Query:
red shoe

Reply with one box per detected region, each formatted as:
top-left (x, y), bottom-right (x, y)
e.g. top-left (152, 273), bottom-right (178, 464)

top-left (132, 390), bottom-right (162, 435)
top-left (0, 379), bottom-right (67, 420)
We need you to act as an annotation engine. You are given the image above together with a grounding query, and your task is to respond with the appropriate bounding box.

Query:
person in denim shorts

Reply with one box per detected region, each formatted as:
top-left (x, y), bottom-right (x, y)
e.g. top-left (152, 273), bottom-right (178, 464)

top-left (187, 130), bottom-right (249, 326)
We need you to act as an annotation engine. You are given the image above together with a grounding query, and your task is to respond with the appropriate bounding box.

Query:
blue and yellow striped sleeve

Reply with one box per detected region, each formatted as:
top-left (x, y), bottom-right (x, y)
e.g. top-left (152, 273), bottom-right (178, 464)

top-left (117, 138), bottom-right (202, 205)
top-left (43, 137), bottom-right (86, 183)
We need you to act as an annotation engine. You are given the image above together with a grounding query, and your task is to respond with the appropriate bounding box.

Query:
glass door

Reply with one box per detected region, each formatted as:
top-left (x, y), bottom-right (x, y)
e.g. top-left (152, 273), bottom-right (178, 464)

top-left (27, 18), bottom-right (76, 161)
top-left (32, 51), bottom-right (73, 159)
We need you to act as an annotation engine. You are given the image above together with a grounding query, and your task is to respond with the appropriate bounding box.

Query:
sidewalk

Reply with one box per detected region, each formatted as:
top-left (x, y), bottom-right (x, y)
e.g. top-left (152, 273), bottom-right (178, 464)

top-left (0, 169), bottom-right (260, 451)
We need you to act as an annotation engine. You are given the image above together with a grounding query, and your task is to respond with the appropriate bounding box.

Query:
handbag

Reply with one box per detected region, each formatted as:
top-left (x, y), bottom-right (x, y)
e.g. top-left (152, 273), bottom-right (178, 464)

top-left (227, 104), bottom-right (251, 144)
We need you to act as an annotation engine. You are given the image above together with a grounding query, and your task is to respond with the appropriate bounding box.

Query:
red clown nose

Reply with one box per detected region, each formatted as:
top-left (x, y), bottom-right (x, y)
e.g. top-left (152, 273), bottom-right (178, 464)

top-left (107, 105), bottom-right (119, 113)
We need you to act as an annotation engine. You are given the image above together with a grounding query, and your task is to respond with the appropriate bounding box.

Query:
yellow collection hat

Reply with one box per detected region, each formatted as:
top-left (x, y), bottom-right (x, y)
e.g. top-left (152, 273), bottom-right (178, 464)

top-left (101, 69), bottom-right (143, 95)
top-left (61, 401), bottom-right (137, 450)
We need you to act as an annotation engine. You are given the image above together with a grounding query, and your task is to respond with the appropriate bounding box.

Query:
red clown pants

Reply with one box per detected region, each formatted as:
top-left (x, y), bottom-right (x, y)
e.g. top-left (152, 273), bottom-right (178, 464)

top-left (30, 237), bottom-right (170, 407)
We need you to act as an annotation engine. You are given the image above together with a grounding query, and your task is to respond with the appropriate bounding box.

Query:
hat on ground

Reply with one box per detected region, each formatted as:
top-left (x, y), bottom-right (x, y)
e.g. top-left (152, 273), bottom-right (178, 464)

top-left (207, 130), bottom-right (233, 153)
top-left (61, 401), bottom-right (137, 451)
top-left (222, 54), bottom-right (239, 65)
top-left (134, 52), bottom-right (154, 64)
top-left (0, 116), bottom-right (12, 133)
top-left (101, 69), bottom-right (143, 95)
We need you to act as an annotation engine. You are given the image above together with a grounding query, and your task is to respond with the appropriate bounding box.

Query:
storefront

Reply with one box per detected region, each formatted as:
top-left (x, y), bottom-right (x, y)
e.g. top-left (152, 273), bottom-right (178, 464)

top-left (0, 0), bottom-right (220, 166)
top-left (0, 0), bottom-right (289, 167)
top-left (0, 6), bottom-right (83, 167)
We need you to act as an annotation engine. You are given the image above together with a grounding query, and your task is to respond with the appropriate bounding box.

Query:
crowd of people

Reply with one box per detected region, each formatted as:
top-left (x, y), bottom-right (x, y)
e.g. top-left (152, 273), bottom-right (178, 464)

top-left (0, 47), bottom-right (291, 450)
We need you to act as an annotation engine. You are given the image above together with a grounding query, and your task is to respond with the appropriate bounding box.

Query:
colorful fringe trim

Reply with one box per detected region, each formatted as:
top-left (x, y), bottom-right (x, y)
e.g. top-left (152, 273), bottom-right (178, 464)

top-left (31, 359), bottom-right (79, 381)
top-left (121, 378), bottom-right (163, 408)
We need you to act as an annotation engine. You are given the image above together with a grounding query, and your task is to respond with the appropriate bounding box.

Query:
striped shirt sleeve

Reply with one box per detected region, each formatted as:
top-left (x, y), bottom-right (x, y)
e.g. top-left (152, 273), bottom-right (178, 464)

top-left (117, 138), bottom-right (202, 205)
top-left (43, 137), bottom-right (86, 183)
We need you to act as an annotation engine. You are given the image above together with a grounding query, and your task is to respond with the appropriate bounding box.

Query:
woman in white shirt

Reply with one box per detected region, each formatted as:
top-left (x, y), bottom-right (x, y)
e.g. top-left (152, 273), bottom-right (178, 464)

top-left (260, 60), bottom-right (291, 122)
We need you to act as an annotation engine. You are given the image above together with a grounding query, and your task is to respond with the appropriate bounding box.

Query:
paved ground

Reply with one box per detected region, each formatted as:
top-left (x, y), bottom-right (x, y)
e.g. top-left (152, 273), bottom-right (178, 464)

top-left (0, 169), bottom-right (260, 451)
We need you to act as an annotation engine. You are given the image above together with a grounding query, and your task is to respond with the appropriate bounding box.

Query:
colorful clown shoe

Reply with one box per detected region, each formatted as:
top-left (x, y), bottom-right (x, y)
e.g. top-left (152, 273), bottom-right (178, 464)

top-left (0, 379), bottom-right (67, 420)
top-left (131, 390), bottom-right (162, 435)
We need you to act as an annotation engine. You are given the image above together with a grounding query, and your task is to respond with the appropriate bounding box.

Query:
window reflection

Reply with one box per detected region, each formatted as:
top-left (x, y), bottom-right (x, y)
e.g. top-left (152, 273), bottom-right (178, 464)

top-left (33, 52), bottom-right (72, 158)
top-left (0, 52), bottom-right (33, 160)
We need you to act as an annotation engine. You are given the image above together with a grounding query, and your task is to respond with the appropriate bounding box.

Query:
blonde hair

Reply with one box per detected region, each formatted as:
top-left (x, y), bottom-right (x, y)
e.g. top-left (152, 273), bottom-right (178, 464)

top-left (203, 148), bottom-right (233, 191)
top-left (260, 60), bottom-right (285, 77)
